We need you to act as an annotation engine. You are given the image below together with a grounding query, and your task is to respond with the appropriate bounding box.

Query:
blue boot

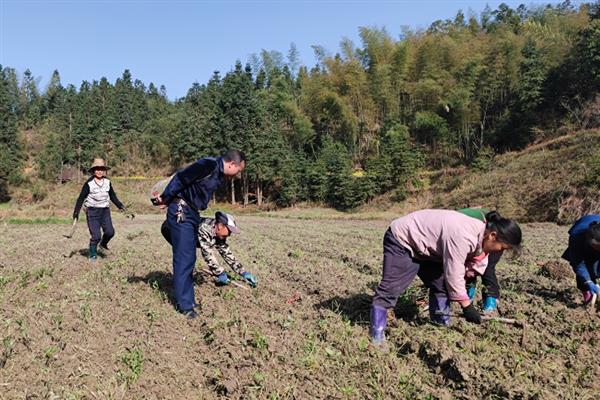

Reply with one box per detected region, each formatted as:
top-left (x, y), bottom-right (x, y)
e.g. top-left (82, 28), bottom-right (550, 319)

top-left (369, 305), bottom-right (387, 345)
top-left (89, 245), bottom-right (97, 261)
top-left (429, 293), bottom-right (451, 326)
top-left (482, 296), bottom-right (498, 314)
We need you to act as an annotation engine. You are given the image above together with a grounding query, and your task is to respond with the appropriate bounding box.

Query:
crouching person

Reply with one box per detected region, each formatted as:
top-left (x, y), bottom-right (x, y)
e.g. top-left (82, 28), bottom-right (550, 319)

top-left (458, 207), bottom-right (504, 314)
top-left (561, 214), bottom-right (600, 304)
top-left (369, 209), bottom-right (522, 345)
top-left (198, 211), bottom-right (257, 288)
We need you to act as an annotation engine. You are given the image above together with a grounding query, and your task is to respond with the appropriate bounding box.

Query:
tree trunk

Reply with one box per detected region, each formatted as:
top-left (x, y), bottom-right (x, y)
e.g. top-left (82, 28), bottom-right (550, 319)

top-left (77, 145), bottom-right (81, 183)
top-left (230, 179), bottom-right (236, 205)
top-left (243, 173), bottom-right (249, 207)
top-left (257, 178), bottom-right (263, 207)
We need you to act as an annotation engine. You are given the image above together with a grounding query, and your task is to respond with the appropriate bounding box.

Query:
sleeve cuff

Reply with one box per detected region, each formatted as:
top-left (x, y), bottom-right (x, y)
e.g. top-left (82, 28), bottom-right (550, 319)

top-left (448, 293), bottom-right (470, 302)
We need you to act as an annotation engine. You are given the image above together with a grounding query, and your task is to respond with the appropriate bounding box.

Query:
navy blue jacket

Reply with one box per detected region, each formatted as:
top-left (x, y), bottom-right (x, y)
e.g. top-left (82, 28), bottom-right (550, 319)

top-left (160, 157), bottom-right (224, 212)
top-left (562, 215), bottom-right (600, 282)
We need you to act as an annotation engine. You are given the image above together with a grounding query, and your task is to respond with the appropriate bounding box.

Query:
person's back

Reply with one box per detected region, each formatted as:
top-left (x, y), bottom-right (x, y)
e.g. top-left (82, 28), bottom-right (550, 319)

top-left (569, 215), bottom-right (600, 237)
top-left (161, 157), bottom-right (221, 212)
top-left (389, 209), bottom-right (486, 261)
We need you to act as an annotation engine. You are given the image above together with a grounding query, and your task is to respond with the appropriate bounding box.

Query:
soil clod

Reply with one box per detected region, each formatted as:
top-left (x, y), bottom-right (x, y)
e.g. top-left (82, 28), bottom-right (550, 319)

top-left (538, 259), bottom-right (573, 280)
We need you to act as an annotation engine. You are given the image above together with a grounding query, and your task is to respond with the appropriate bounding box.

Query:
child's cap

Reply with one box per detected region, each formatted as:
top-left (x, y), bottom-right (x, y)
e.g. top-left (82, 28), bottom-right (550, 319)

top-left (215, 211), bottom-right (240, 234)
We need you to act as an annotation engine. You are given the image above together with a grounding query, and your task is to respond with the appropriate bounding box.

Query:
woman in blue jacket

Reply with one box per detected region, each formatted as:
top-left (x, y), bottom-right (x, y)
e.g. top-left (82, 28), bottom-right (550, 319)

top-left (562, 215), bottom-right (600, 304)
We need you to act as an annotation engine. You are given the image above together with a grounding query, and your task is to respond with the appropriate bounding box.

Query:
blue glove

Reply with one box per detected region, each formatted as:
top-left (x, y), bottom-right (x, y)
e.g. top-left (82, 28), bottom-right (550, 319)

top-left (586, 281), bottom-right (600, 295)
top-left (241, 271), bottom-right (257, 288)
top-left (215, 272), bottom-right (230, 286)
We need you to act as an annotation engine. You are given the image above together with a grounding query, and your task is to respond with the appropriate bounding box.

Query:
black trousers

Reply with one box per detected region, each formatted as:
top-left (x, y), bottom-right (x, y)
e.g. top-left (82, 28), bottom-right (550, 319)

top-left (86, 207), bottom-right (115, 247)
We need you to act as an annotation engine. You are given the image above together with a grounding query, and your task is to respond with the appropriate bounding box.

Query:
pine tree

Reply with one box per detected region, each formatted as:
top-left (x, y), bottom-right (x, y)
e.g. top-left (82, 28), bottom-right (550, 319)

top-left (0, 65), bottom-right (23, 198)
top-left (19, 69), bottom-right (43, 128)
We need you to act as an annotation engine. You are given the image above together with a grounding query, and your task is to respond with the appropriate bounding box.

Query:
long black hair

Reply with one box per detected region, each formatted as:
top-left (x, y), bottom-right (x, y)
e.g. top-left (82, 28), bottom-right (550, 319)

top-left (485, 211), bottom-right (522, 248)
top-left (585, 221), bottom-right (600, 248)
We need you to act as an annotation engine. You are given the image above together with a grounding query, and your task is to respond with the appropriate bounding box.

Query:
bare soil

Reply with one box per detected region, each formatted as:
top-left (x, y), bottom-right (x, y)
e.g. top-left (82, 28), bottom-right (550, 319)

top-left (0, 214), bottom-right (598, 399)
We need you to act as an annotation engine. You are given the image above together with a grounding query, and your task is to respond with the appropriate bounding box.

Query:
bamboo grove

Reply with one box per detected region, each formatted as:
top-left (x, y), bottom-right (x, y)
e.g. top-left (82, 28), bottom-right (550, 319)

top-left (1, 2), bottom-right (599, 208)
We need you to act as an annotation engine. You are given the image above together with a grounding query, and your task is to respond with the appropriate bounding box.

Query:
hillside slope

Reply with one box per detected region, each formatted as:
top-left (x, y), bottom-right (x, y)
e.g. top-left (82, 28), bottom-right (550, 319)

top-left (427, 130), bottom-right (600, 223)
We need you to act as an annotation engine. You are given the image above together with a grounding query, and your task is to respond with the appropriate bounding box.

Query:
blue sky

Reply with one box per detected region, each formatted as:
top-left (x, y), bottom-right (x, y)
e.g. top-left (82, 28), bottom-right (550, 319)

top-left (0, 0), bottom-right (586, 99)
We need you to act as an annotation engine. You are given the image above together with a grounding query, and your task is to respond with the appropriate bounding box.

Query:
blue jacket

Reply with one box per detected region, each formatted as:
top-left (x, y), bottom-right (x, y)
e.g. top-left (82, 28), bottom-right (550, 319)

top-left (160, 157), bottom-right (224, 212)
top-left (562, 214), bottom-right (600, 282)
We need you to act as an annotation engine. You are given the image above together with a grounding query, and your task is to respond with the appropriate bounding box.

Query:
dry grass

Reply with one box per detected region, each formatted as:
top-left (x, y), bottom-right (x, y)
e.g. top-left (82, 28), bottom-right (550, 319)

top-left (428, 129), bottom-right (600, 223)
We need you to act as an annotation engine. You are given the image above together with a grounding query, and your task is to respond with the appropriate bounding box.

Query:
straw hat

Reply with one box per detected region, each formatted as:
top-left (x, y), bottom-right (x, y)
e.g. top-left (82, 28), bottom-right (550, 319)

top-left (88, 158), bottom-right (110, 172)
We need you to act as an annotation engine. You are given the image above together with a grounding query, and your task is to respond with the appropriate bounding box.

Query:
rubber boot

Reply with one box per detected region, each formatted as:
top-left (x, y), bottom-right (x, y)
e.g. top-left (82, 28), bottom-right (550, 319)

top-left (89, 244), bottom-right (97, 261)
top-left (482, 296), bottom-right (498, 314)
top-left (429, 292), bottom-right (451, 326)
top-left (99, 240), bottom-right (110, 252)
top-left (369, 305), bottom-right (388, 345)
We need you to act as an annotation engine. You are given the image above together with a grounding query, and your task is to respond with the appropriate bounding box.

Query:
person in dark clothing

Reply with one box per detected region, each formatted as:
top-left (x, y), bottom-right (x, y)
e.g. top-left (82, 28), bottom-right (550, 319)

top-left (457, 208), bottom-right (503, 313)
top-left (467, 252), bottom-right (502, 310)
top-left (156, 150), bottom-right (246, 319)
top-left (73, 158), bottom-right (126, 261)
top-left (561, 215), bottom-right (600, 304)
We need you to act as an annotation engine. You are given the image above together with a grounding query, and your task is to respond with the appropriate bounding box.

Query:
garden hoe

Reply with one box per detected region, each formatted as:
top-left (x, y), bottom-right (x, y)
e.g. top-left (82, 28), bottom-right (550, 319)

top-left (63, 218), bottom-right (78, 239)
top-left (435, 310), bottom-right (525, 327)
top-left (121, 204), bottom-right (135, 220)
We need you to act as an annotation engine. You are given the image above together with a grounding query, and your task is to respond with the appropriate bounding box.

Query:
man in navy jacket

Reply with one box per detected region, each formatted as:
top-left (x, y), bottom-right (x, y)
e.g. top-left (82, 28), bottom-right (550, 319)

top-left (562, 215), bottom-right (600, 304)
top-left (158, 150), bottom-right (246, 318)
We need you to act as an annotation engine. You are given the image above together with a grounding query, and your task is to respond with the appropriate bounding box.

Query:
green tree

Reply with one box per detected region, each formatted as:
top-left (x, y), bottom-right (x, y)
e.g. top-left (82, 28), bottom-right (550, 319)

top-left (19, 69), bottom-right (43, 128)
top-left (0, 65), bottom-right (23, 199)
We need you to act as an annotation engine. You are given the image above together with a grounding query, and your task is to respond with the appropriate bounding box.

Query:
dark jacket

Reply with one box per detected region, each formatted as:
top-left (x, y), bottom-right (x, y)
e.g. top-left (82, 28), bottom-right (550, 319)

top-left (160, 157), bottom-right (224, 212)
top-left (562, 215), bottom-right (600, 283)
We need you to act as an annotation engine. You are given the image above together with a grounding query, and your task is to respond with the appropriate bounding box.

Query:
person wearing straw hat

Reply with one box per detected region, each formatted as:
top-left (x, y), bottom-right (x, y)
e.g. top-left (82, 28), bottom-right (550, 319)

top-left (72, 158), bottom-right (127, 261)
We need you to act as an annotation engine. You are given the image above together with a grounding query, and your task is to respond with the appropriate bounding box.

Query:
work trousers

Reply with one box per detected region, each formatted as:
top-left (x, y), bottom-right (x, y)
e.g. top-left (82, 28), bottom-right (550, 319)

top-left (167, 201), bottom-right (201, 312)
top-left (372, 229), bottom-right (447, 310)
top-left (86, 207), bottom-right (115, 247)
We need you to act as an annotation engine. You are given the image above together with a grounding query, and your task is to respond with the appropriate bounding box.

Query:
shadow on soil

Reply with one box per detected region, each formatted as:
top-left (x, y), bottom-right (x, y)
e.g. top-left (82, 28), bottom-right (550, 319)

top-left (524, 287), bottom-right (580, 308)
top-left (316, 291), bottom-right (422, 325)
top-left (127, 271), bottom-right (209, 309)
top-left (317, 293), bottom-right (372, 325)
top-left (127, 271), bottom-right (175, 306)
top-left (62, 248), bottom-right (108, 259)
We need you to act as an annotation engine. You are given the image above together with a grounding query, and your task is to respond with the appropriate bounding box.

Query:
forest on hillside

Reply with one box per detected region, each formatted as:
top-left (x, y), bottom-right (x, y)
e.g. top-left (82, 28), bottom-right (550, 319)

top-left (1, 1), bottom-right (599, 208)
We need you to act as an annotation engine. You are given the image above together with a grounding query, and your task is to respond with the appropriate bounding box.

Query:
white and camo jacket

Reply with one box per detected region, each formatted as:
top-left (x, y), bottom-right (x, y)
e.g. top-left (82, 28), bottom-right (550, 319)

top-left (197, 217), bottom-right (245, 276)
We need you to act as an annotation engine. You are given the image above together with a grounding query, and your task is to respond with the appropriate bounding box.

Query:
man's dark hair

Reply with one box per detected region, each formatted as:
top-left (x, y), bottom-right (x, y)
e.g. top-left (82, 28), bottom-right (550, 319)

top-left (485, 211), bottom-right (522, 248)
top-left (223, 149), bottom-right (246, 164)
